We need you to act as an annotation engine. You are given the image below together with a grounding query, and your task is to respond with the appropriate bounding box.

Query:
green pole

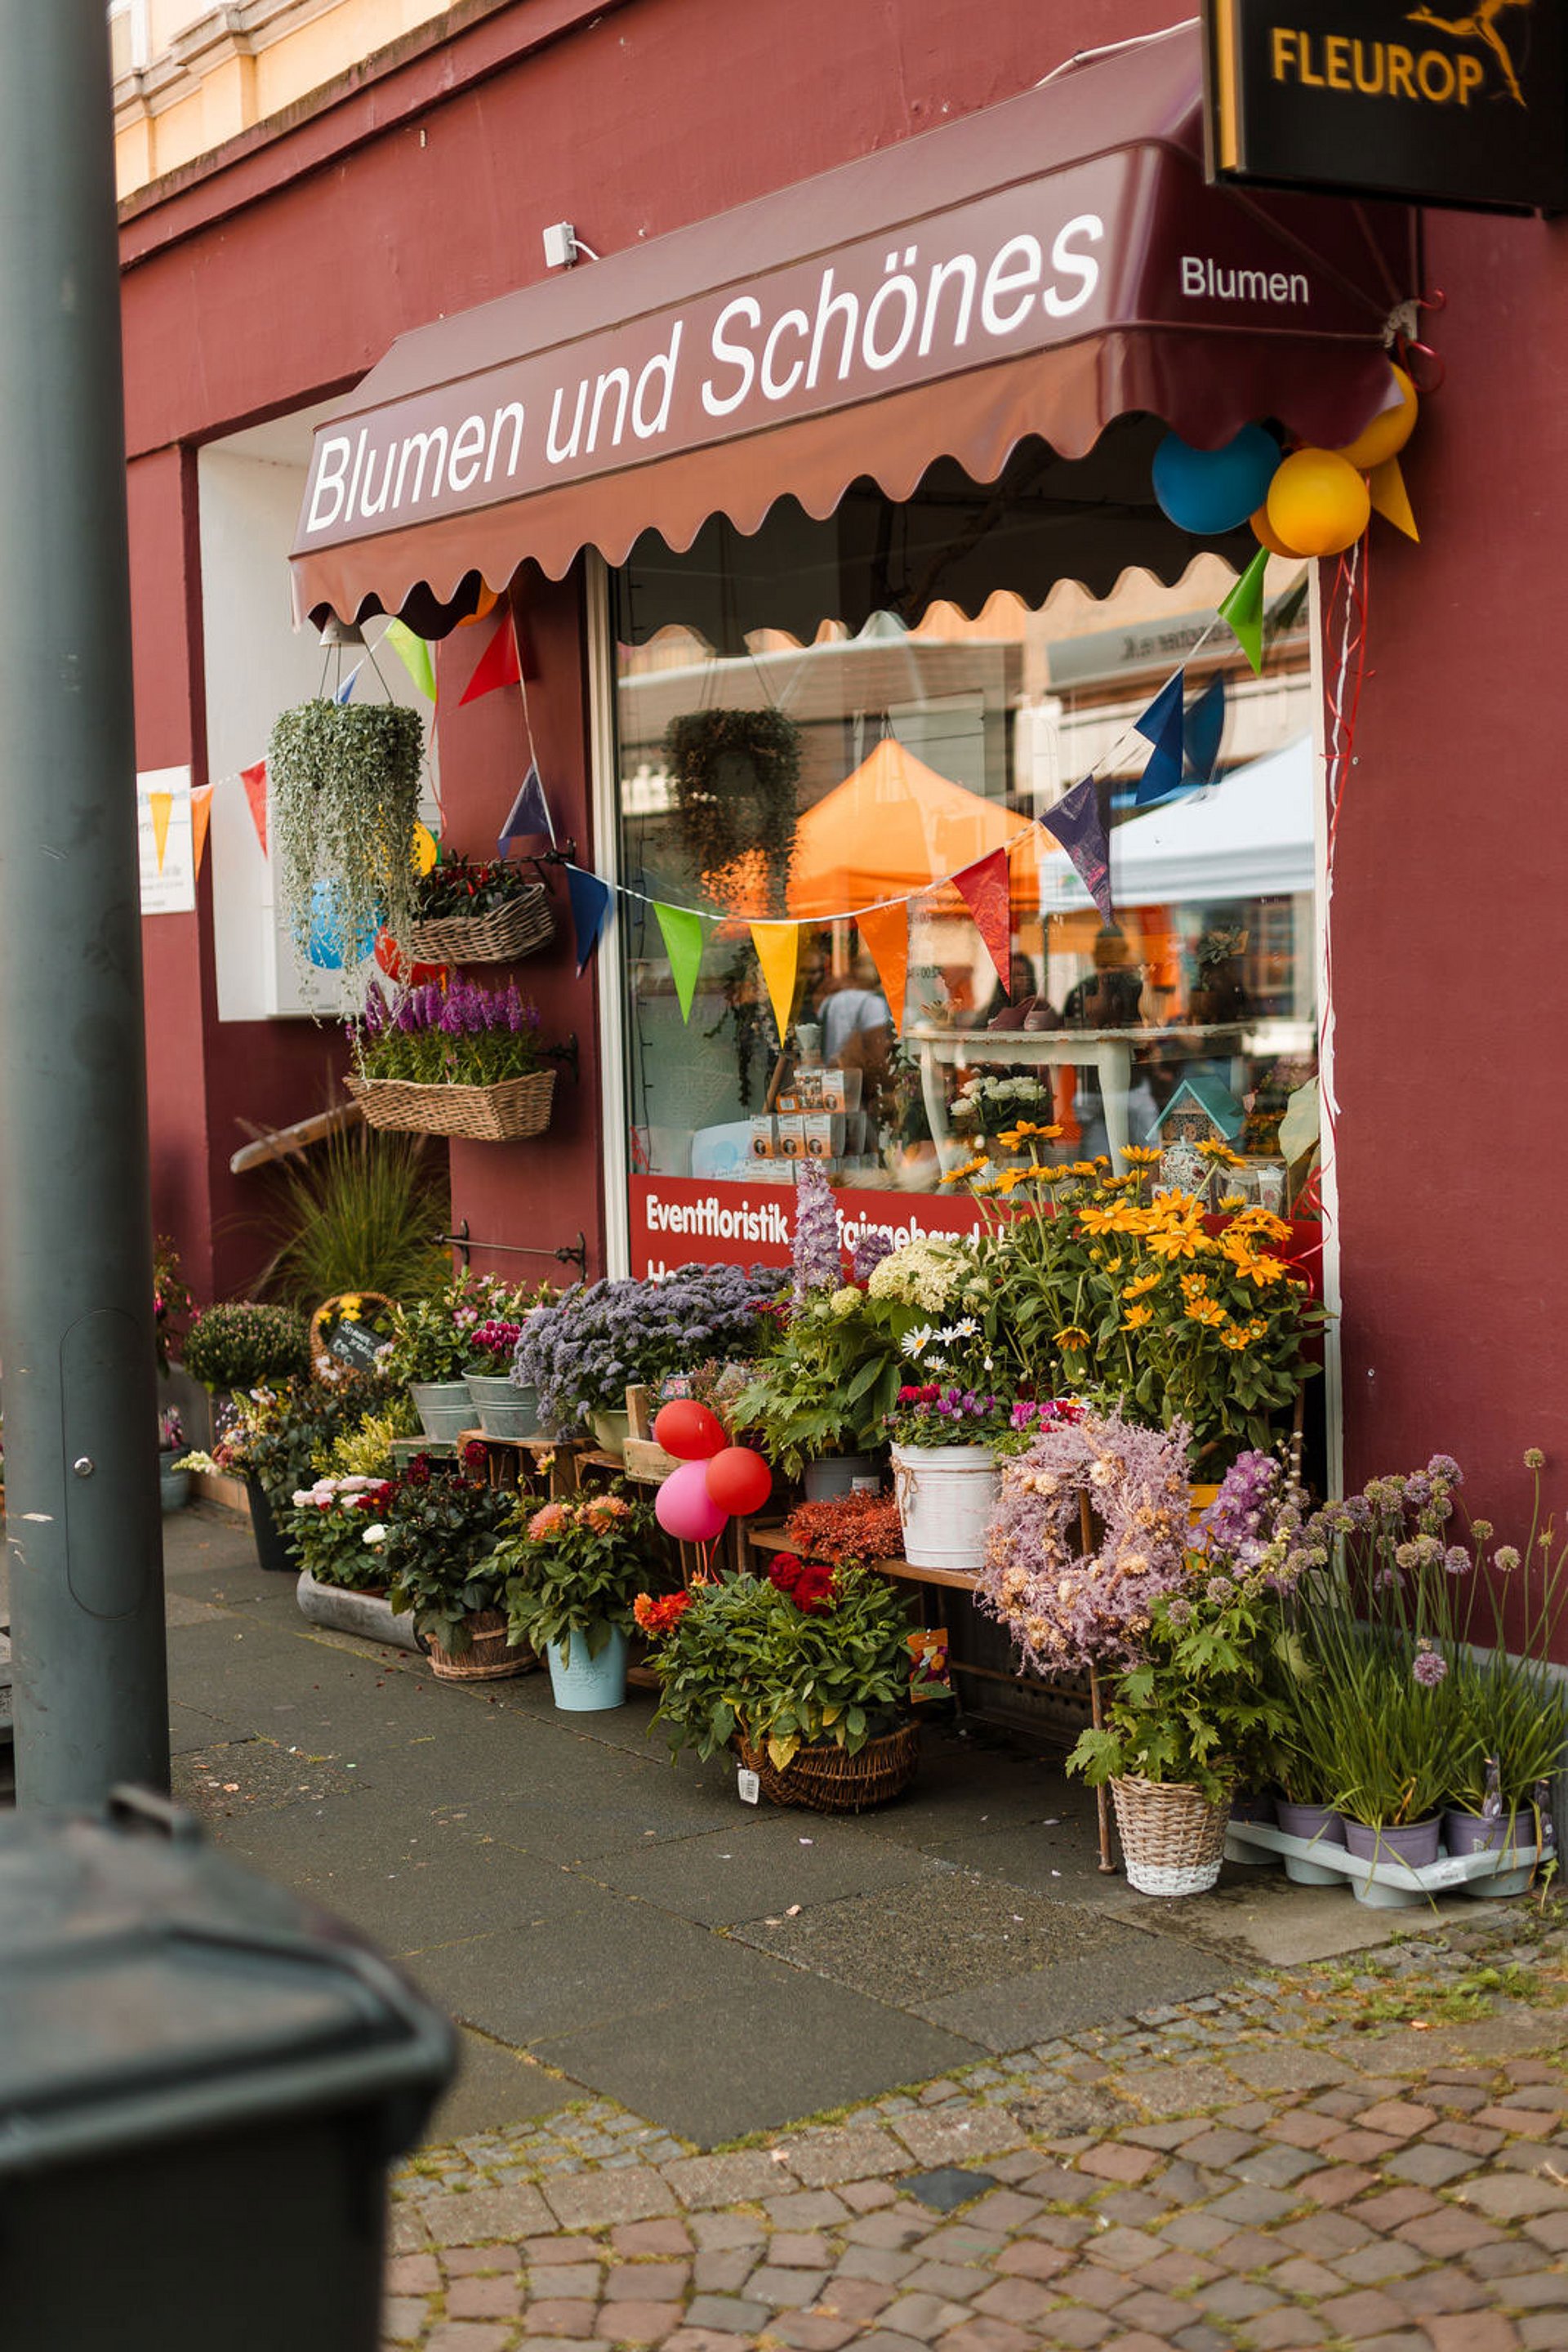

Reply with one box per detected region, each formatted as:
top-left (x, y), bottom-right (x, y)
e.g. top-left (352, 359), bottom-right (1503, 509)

top-left (0, 2), bottom-right (170, 1804)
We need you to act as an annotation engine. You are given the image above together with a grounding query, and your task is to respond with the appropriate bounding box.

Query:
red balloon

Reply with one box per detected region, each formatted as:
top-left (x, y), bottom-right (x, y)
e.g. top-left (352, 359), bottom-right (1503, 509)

top-left (374, 929), bottom-right (443, 987)
top-left (704, 1445), bottom-right (772, 1517)
top-left (653, 1399), bottom-right (726, 1462)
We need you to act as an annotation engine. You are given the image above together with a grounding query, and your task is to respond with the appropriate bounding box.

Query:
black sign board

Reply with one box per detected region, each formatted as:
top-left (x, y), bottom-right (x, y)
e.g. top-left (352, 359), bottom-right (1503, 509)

top-left (314, 1293), bottom-right (396, 1379)
top-left (1204, 0), bottom-right (1568, 213)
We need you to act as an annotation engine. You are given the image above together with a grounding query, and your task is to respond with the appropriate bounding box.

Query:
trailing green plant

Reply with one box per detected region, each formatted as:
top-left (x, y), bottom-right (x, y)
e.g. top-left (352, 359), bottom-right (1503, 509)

top-left (376, 1445), bottom-right (521, 1654)
top-left (183, 1300), bottom-right (311, 1392)
top-left (663, 706), bottom-right (800, 909)
top-left (497, 1489), bottom-right (655, 1665)
top-left (257, 1120), bottom-right (449, 1308)
top-left (266, 697), bottom-right (425, 967)
top-left (639, 1562), bottom-right (917, 1771)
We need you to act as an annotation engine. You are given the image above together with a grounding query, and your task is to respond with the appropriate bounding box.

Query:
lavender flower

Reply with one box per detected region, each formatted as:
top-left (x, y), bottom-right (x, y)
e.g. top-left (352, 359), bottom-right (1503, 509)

top-left (791, 1163), bottom-right (842, 1300)
top-left (850, 1229), bottom-right (894, 1284)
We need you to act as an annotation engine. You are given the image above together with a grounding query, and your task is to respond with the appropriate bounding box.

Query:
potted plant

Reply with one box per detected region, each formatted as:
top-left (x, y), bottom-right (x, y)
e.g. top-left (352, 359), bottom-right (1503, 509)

top-left (461, 1280), bottom-right (553, 1438)
top-left (158, 1408), bottom-right (190, 1513)
top-left (410, 855), bottom-right (555, 964)
top-left (514, 1263), bottom-right (775, 1454)
top-left (888, 1379), bottom-right (1022, 1573)
top-left (498, 1489), bottom-right (654, 1710)
top-left (287, 1469), bottom-right (418, 1651)
top-left (182, 1300), bottom-right (311, 1398)
top-left (376, 1444), bottom-right (524, 1677)
top-left (382, 1285), bottom-right (474, 1440)
top-left (782, 1487), bottom-right (906, 1568)
top-left (266, 697), bottom-right (424, 972)
top-left (664, 706), bottom-right (800, 906)
top-left (639, 1561), bottom-right (923, 1811)
top-left (174, 1379), bottom-right (355, 1574)
top-left (346, 976), bottom-right (558, 1142)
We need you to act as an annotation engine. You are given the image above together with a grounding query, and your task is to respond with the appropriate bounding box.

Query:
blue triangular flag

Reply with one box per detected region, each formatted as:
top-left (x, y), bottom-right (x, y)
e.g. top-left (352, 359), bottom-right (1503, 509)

top-left (1134, 670), bottom-right (1186, 807)
top-left (498, 764), bottom-right (554, 853)
top-left (334, 662), bottom-right (362, 706)
top-left (1184, 674), bottom-right (1226, 787)
top-left (566, 866), bottom-right (612, 976)
top-left (1041, 777), bottom-right (1113, 924)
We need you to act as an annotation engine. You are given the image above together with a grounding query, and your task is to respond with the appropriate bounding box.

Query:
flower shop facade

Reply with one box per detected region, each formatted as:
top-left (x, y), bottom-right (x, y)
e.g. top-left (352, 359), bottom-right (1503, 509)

top-left (121, 0), bottom-right (1568, 1632)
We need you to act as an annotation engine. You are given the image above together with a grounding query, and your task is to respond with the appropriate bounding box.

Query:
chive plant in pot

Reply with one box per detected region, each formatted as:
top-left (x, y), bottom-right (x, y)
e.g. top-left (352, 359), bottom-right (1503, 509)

top-left (266, 697), bottom-right (424, 977)
top-left (497, 1490), bottom-right (653, 1711)
top-left (377, 1444), bottom-right (526, 1678)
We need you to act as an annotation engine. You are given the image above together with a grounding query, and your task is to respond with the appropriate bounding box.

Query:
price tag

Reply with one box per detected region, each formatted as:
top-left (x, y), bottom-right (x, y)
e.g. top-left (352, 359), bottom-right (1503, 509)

top-left (737, 1766), bottom-right (760, 1806)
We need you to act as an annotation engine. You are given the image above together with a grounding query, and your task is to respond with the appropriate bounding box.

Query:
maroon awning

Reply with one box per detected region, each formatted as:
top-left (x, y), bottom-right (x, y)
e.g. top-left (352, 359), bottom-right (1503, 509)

top-left (290, 22), bottom-right (1414, 626)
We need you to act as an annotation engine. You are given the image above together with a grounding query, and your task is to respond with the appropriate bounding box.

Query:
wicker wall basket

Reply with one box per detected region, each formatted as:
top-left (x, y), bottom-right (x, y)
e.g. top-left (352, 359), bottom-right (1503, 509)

top-left (1111, 1773), bottom-right (1232, 1897)
top-left (735, 1722), bottom-right (921, 1814)
top-left (410, 884), bottom-right (555, 966)
top-left (346, 1067), bottom-right (555, 1142)
top-left (423, 1608), bottom-right (536, 1682)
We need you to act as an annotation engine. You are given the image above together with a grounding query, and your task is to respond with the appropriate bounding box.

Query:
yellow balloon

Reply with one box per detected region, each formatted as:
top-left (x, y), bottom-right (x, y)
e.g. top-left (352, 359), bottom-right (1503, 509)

top-left (1335, 364), bottom-right (1418, 472)
top-left (1250, 503), bottom-right (1298, 558)
top-left (411, 821), bottom-right (439, 875)
top-left (1265, 448), bottom-right (1371, 559)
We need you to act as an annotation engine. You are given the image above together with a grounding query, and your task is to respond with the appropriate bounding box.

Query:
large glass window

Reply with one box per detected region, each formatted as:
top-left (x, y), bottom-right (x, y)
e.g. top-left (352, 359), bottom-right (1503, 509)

top-left (612, 425), bottom-right (1317, 1222)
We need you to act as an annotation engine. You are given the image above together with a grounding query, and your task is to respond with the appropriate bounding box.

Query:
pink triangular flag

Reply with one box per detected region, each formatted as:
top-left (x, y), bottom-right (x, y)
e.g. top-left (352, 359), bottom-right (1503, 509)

top-left (239, 762), bottom-right (268, 857)
top-left (954, 848), bottom-right (1011, 992)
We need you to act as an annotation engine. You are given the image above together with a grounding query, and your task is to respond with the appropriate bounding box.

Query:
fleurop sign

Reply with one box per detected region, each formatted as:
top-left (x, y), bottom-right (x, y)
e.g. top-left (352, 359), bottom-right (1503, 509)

top-left (1204, 0), bottom-right (1568, 212)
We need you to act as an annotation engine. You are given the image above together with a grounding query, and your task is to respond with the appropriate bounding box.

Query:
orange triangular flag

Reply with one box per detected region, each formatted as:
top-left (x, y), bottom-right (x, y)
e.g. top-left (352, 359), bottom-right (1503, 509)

top-left (857, 901), bottom-right (911, 1036)
top-left (750, 921), bottom-right (800, 1040)
top-left (457, 581), bottom-right (501, 628)
top-left (239, 761), bottom-right (268, 856)
top-left (458, 609), bottom-right (522, 705)
top-left (189, 782), bottom-right (213, 876)
top-left (148, 790), bottom-right (173, 872)
top-left (954, 848), bottom-right (1012, 992)
top-left (1369, 455), bottom-right (1419, 541)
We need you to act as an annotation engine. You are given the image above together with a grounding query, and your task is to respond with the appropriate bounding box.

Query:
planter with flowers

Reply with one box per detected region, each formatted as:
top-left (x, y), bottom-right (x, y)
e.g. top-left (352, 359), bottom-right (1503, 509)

top-left (410, 855), bottom-right (555, 964)
top-left (158, 1409), bottom-right (190, 1513)
top-left (498, 1490), bottom-right (653, 1710)
top-left (464, 1285), bottom-right (554, 1438)
top-left (382, 1285), bottom-right (474, 1439)
top-left (638, 1560), bottom-right (924, 1811)
top-left (287, 1468), bottom-right (421, 1652)
top-left (176, 1379), bottom-right (358, 1575)
top-left (347, 976), bottom-right (558, 1142)
top-left (376, 1443), bottom-right (527, 1677)
top-left (513, 1263), bottom-right (776, 1454)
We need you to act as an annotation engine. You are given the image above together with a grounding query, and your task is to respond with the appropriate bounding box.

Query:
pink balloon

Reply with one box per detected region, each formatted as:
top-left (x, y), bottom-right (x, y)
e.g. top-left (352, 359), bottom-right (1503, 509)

top-left (655, 1459), bottom-right (729, 1544)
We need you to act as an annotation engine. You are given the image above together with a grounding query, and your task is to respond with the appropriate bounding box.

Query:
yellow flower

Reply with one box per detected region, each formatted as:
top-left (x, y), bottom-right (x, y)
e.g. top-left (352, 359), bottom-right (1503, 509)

top-left (339, 1294), bottom-right (363, 1321)
top-left (1147, 1224), bottom-right (1202, 1261)
top-left (996, 1120), bottom-right (1063, 1147)
top-left (1070, 1160), bottom-right (1100, 1178)
top-left (991, 1166), bottom-right (1032, 1193)
top-left (1054, 1326), bottom-right (1092, 1352)
top-left (1218, 1192), bottom-right (1245, 1214)
top-left (1179, 1272), bottom-right (1210, 1298)
top-left (1122, 1303), bottom-right (1152, 1330)
top-left (1196, 1138), bottom-right (1243, 1164)
top-left (1242, 1255), bottom-right (1290, 1286)
top-left (1120, 1145), bottom-right (1161, 1167)
top-left (1122, 1272), bottom-right (1160, 1299)
top-left (1220, 1328), bottom-right (1253, 1351)
top-left (1077, 1204), bottom-right (1123, 1235)
top-left (938, 1156), bottom-right (988, 1187)
top-left (1235, 1208), bottom-right (1293, 1245)
top-left (1184, 1297), bottom-right (1228, 1328)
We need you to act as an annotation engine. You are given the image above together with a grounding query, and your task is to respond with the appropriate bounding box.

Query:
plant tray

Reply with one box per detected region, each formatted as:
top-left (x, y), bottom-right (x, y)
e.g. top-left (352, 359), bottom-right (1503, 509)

top-left (345, 1067), bottom-right (555, 1142)
top-left (295, 1568), bottom-right (421, 1653)
top-left (409, 883), bottom-right (555, 966)
top-left (1224, 1819), bottom-right (1544, 1908)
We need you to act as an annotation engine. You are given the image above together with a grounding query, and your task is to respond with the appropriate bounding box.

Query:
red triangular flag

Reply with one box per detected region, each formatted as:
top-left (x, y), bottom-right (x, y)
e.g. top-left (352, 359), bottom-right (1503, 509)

top-left (857, 901), bottom-right (911, 1036)
top-left (954, 849), bottom-right (1011, 992)
top-left (239, 761), bottom-right (268, 857)
top-left (457, 610), bottom-right (522, 706)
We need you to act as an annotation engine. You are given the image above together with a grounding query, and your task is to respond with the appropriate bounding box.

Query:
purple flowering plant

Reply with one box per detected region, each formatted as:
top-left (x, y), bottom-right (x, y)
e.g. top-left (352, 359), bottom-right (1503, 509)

top-left (514, 1263), bottom-right (778, 1432)
top-left (350, 977), bottom-right (546, 1089)
top-left (886, 1383), bottom-right (1018, 1450)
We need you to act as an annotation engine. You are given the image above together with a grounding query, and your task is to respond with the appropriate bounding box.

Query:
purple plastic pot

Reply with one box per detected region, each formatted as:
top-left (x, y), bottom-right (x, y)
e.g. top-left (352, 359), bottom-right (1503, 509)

top-left (1444, 1809), bottom-right (1530, 1857)
top-left (1343, 1816), bottom-right (1443, 1870)
top-left (1276, 1800), bottom-right (1346, 1846)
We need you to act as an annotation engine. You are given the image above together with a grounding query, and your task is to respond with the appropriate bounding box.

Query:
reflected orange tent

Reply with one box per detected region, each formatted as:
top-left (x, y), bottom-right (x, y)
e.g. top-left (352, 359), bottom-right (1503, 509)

top-left (786, 736), bottom-right (1037, 919)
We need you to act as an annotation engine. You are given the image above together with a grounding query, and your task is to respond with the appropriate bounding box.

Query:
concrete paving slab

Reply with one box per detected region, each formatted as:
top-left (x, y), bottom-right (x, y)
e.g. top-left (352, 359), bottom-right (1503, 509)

top-left (427, 2028), bottom-right (582, 2142)
top-left (268, 1836), bottom-right (602, 1958)
top-left (913, 1939), bottom-right (1239, 2053)
top-left (575, 1815), bottom-right (942, 1926)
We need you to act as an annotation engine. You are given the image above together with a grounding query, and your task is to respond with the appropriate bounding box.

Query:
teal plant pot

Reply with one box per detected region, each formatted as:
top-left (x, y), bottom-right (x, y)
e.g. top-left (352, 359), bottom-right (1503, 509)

top-left (158, 1453), bottom-right (191, 1514)
top-left (546, 1626), bottom-right (628, 1712)
top-left (589, 1410), bottom-right (630, 1459)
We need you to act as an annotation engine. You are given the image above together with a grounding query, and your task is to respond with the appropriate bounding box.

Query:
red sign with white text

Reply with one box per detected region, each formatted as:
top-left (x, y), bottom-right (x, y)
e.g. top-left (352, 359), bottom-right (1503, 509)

top-left (629, 1176), bottom-right (986, 1279)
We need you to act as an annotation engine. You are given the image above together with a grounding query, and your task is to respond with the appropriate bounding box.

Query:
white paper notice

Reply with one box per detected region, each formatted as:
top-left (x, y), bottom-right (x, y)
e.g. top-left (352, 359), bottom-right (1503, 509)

top-left (137, 766), bottom-right (196, 915)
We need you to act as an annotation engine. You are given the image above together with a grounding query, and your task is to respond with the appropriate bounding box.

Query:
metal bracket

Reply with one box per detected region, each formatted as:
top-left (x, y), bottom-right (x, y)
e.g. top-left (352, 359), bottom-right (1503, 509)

top-left (546, 1033), bottom-right (581, 1082)
top-left (440, 1218), bottom-right (588, 1279)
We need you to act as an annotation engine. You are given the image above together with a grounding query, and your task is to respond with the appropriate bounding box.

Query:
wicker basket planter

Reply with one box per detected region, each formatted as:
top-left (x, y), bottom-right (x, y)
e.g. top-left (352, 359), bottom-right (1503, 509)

top-left (346, 1067), bottom-right (555, 1142)
top-left (735, 1722), bottom-right (921, 1814)
top-left (410, 884), bottom-right (555, 967)
top-left (1111, 1774), bottom-right (1232, 1897)
top-left (422, 1606), bottom-right (535, 1682)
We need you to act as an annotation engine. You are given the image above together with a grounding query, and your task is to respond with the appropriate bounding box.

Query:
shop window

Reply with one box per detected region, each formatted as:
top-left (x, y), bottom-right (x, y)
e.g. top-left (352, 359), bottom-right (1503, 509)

top-left (610, 425), bottom-right (1319, 1242)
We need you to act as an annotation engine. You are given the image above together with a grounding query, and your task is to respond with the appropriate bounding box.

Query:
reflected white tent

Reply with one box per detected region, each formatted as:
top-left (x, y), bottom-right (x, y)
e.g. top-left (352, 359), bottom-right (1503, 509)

top-left (1036, 734), bottom-right (1313, 911)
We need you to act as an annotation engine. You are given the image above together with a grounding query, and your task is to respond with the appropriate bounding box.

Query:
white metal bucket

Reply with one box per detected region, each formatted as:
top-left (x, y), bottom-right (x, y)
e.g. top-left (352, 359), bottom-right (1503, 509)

top-left (891, 1442), bottom-right (1000, 1572)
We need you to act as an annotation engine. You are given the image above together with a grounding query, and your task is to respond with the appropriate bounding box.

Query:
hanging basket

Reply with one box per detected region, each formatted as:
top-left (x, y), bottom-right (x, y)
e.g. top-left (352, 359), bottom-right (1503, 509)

top-left (734, 1722), bottom-right (921, 1814)
top-left (345, 1068), bottom-right (555, 1142)
top-left (410, 885), bottom-right (555, 967)
top-left (422, 1608), bottom-right (536, 1682)
top-left (1111, 1774), bottom-right (1232, 1897)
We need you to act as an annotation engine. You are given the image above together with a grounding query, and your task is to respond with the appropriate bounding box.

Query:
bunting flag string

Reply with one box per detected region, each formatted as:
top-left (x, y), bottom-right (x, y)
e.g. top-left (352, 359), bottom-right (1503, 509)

top-left (856, 899), bottom-right (911, 1036)
top-left (148, 791), bottom-right (174, 874)
top-left (1218, 546), bottom-right (1268, 676)
top-left (566, 866), bottom-right (612, 975)
top-left (334, 662), bottom-right (363, 706)
top-left (458, 608), bottom-right (522, 706)
top-left (497, 764), bottom-right (555, 854)
top-left (381, 618), bottom-right (437, 702)
top-left (1040, 777), bottom-right (1113, 925)
top-left (652, 901), bottom-right (718, 1022)
top-left (1133, 670), bottom-right (1186, 807)
top-left (749, 921), bottom-right (800, 1040)
top-left (189, 782), bottom-right (213, 879)
top-left (954, 849), bottom-right (1013, 991)
top-left (239, 760), bottom-right (269, 858)
top-left (1369, 456), bottom-right (1418, 542)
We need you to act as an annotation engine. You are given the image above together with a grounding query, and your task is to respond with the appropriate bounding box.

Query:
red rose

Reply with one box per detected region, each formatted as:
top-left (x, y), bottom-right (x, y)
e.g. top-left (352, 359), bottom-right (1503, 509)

top-left (462, 1439), bottom-right (489, 1472)
top-left (768, 1551), bottom-right (804, 1594)
top-left (792, 1563), bottom-right (836, 1615)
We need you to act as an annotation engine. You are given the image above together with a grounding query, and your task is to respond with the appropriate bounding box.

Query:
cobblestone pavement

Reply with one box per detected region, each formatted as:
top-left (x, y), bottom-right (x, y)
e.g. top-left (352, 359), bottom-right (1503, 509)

top-left (383, 1903), bottom-right (1568, 2351)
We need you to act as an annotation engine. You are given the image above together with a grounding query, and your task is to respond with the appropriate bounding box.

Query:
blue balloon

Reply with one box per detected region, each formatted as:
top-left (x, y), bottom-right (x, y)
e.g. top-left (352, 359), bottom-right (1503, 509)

top-left (305, 880), bottom-right (380, 970)
top-left (1152, 425), bottom-right (1281, 537)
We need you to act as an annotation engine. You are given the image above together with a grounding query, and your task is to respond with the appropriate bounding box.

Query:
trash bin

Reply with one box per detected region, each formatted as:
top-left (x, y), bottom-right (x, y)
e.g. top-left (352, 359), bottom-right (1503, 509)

top-left (0, 1784), bottom-right (457, 2352)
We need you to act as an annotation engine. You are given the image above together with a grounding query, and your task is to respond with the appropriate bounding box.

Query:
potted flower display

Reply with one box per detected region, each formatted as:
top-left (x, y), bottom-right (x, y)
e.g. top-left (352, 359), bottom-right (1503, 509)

top-left (638, 1560), bottom-right (924, 1811)
top-left (176, 1379), bottom-right (358, 1575)
top-left (287, 1470), bottom-right (420, 1653)
top-left (887, 1379), bottom-right (1022, 1574)
top-left (462, 1281), bottom-right (552, 1438)
top-left (376, 1443), bottom-right (525, 1677)
top-left (267, 696), bottom-right (425, 972)
top-left (410, 854), bottom-right (555, 964)
top-left (497, 1489), bottom-right (653, 1710)
top-left (346, 977), bottom-right (557, 1142)
top-left (158, 1408), bottom-right (189, 1513)
top-left (182, 1300), bottom-right (312, 1400)
top-left (782, 1487), bottom-right (906, 1569)
top-left (514, 1263), bottom-right (775, 1454)
top-left (382, 1284), bottom-right (474, 1440)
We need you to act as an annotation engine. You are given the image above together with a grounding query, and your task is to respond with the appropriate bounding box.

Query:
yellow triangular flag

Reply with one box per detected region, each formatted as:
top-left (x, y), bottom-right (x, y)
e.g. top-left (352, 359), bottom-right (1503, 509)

top-left (148, 790), bottom-right (173, 872)
top-left (750, 920), bottom-right (800, 1040)
top-left (189, 782), bottom-right (213, 877)
top-left (1369, 455), bottom-right (1419, 542)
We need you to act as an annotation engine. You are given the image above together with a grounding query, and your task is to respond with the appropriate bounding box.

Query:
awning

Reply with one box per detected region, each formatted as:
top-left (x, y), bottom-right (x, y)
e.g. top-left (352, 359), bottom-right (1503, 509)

top-left (290, 23), bottom-right (1414, 628)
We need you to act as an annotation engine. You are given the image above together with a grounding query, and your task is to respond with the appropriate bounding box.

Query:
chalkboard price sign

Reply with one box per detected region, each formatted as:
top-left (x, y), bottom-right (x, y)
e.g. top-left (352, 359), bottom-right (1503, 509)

top-left (310, 1291), bottom-right (397, 1383)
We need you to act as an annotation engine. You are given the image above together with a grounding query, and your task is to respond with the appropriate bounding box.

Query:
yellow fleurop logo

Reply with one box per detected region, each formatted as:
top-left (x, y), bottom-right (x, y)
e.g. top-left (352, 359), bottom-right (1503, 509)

top-left (1405, 1), bottom-right (1530, 106)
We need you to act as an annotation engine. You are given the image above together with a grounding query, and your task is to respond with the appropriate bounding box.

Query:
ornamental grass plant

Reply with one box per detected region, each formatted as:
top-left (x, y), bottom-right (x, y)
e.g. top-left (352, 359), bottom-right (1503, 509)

top-left (257, 1120), bottom-right (449, 1307)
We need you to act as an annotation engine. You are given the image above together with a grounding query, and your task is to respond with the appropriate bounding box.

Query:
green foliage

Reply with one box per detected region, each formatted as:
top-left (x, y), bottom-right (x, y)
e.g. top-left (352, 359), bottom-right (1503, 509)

top-left (731, 1288), bottom-right (902, 1479)
top-left (266, 698), bottom-right (425, 965)
top-left (240, 1381), bottom-right (366, 1512)
top-left (183, 1300), bottom-right (311, 1392)
top-left (330, 1398), bottom-right (417, 1477)
top-left (664, 706), bottom-right (800, 906)
top-left (644, 1567), bottom-right (915, 1772)
top-left (497, 1490), bottom-right (655, 1665)
top-left (258, 1123), bottom-right (449, 1308)
top-left (287, 1474), bottom-right (394, 1592)
top-left (381, 1452), bottom-right (521, 1653)
top-left (1067, 1570), bottom-right (1292, 1806)
top-left (153, 1236), bottom-right (194, 1375)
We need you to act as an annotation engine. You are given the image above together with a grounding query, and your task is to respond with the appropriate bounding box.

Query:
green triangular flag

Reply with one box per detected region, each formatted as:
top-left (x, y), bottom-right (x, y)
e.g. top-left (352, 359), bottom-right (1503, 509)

top-left (381, 618), bottom-right (436, 702)
top-left (1218, 546), bottom-right (1268, 677)
top-left (653, 901), bottom-right (715, 1022)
